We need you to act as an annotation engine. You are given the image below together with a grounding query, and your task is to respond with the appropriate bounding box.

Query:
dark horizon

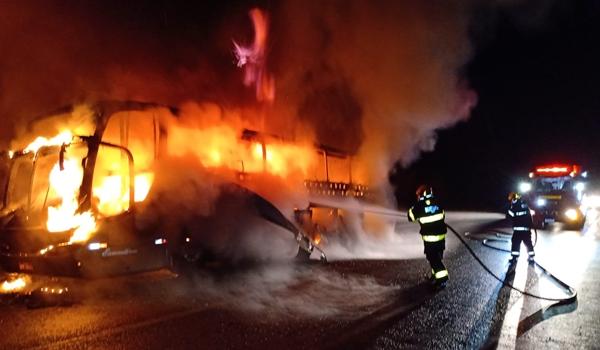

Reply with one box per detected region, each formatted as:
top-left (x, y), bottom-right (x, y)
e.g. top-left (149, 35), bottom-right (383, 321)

top-left (392, 0), bottom-right (600, 211)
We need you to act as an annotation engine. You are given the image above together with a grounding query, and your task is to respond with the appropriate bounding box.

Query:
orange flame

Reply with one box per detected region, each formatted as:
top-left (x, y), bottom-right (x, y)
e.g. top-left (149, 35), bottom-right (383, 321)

top-left (23, 130), bottom-right (73, 154)
top-left (233, 8), bottom-right (275, 103)
top-left (0, 275), bottom-right (30, 294)
top-left (168, 124), bottom-right (317, 178)
top-left (46, 158), bottom-right (96, 243)
top-left (134, 173), bottom-right (155, 202)
top-left (93, 172), bottom-right (154, 216)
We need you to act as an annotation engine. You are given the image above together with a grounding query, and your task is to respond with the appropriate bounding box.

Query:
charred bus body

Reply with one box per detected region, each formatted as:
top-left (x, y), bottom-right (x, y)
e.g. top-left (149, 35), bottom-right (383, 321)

top-left (0, 101), bottom-right (178, 278)
top-left (0, 101), bottom-right (370, 280)
top-left (519, 164), bottom-right (587, 230)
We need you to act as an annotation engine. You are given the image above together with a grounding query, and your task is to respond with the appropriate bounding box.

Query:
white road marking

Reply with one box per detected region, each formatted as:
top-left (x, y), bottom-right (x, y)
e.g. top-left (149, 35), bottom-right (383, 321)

top-left (496, 259), bottom-right (527, 349)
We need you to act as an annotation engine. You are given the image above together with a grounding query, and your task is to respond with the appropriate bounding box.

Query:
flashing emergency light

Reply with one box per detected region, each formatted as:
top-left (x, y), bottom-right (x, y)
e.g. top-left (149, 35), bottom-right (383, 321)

top-left (519, 182), bottom-right (532, 193)
top-left (534, 164), bottom-right (581, 177)
top-left (536, 166), bottom-right (569, 173)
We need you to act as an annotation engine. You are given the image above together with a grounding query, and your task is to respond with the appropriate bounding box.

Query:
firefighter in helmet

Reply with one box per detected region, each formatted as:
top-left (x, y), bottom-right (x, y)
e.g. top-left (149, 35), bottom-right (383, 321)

top-left (408, 185), bottom-right (449, 287)
top-left (507, 192), bottom-right (535, 262)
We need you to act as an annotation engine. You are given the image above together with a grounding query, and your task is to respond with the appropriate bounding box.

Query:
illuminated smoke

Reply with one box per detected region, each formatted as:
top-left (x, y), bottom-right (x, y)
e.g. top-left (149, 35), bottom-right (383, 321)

top-left (269, 1), bottom-right (478, 187)
top-left (1, 1), bottom-right (477, 187)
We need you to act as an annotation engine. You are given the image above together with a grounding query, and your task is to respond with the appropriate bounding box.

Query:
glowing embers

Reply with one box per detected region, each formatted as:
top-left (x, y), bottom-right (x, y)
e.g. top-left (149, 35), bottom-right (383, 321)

top-left (0, 274), bottom-right (31, 294)
top-left (47, 158), bottom-right (96, 243)
top-left (29, 282), bottom-right (73, 308)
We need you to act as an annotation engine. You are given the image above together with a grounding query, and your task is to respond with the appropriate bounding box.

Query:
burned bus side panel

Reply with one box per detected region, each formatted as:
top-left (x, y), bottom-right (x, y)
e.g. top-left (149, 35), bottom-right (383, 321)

top-left (1, 101), bottom-right (371, 278)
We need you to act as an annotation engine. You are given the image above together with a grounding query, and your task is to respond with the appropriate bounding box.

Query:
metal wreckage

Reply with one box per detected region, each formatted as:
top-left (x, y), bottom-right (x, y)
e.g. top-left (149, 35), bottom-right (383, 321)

top-left (0, 101), bottom-right (378, 300)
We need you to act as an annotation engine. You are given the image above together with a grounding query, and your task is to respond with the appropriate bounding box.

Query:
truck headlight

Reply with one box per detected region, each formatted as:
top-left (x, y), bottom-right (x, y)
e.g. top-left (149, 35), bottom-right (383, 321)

top-left (536, 198), bottom-right (547, 207)
top-left (519, 182), bottom-right (532, 193)
top-left (565, 209), bottom-right (579, 221)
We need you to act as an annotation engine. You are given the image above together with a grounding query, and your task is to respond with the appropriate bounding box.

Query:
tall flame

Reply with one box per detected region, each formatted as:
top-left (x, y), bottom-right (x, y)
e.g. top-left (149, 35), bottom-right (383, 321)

top-left (46, 159), bottom-right (96, 243)
top-left (23, 131), bottom-right (73, 154)
top-left (233, 8), bottom-right (275, 103)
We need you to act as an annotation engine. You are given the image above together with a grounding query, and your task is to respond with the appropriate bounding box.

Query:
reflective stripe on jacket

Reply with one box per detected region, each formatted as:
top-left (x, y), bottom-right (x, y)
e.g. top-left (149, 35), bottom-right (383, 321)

top-left (422, 234), bottom-right (446, 242)
top-left (507, 199), bottom-right (533, 229)
top-left (408, 198), bottom-right (447, 236)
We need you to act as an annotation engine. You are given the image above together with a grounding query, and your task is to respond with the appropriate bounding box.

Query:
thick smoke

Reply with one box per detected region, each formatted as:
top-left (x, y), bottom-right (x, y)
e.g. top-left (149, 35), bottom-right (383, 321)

top-left (135, 155), bottom-right (303, 262)
top-left (1, 1), bottom-right (476, 185)
top-left (130, 104), bottom-right (309, 261)
top-left (0, 1), bottom-right (243, 145)
top-left (269, 1), bottom-right (478, 186)
top-left (0, 0), bottom-right (480, 260)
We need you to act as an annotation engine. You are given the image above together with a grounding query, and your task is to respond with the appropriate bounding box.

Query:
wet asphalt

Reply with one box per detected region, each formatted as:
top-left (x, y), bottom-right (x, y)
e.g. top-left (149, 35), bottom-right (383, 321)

top-left (1, 212), bottom-right (598, 350)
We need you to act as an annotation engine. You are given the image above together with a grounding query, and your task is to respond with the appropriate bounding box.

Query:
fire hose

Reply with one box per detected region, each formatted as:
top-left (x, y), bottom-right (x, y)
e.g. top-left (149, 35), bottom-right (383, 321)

top-left (445, 223), bottom-right (577, 304)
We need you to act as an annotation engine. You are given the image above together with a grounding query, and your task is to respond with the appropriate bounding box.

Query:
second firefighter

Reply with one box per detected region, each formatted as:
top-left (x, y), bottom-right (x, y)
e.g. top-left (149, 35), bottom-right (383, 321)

top-left (507, 192), bottom-right (535, 262)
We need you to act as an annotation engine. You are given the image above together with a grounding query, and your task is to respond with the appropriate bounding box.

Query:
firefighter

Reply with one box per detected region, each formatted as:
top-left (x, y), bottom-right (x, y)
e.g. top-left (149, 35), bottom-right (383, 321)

top-left (507, 192), bottom-right (535, 263)
top-left (408, 185), bottom-right (449, 288)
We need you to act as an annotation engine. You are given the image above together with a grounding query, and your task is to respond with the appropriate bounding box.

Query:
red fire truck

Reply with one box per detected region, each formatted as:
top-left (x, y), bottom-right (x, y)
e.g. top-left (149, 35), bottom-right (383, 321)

top-left (518, 164), bottom-right (587, 230)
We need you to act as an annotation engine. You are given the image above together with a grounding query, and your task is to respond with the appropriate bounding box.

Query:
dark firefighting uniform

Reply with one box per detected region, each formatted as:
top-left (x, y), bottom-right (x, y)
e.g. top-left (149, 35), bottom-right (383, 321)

top-left (408, 195), bottom-right (448, 282)
top-left (507, 198), bottom-right (535, 260)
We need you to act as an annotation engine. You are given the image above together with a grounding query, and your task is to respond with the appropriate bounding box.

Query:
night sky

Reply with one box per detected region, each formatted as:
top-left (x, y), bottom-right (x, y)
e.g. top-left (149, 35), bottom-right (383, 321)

top-left (392, 1), bottom-right (600, 210)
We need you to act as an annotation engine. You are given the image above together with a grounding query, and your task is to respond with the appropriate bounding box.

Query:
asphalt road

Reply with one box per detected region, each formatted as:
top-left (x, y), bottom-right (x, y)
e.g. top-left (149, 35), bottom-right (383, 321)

top-left (1, 212), bottom-right (598, 349)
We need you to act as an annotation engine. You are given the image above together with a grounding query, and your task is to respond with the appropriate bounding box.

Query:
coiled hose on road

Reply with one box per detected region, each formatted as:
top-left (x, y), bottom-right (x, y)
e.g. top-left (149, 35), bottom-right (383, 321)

top-left (445, 223), bottom-right (577, 305)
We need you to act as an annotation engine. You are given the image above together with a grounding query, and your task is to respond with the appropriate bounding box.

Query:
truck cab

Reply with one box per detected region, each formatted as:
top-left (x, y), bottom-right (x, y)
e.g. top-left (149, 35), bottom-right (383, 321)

top-left (519, 164), bottom-right (587, 230)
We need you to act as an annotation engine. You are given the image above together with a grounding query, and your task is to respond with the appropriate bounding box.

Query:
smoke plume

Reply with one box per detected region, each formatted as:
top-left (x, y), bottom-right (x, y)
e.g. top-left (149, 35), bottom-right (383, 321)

top-left (268, 1), bottom-right (477, 186)
top-left (1, 1), bottom-right (477, 187)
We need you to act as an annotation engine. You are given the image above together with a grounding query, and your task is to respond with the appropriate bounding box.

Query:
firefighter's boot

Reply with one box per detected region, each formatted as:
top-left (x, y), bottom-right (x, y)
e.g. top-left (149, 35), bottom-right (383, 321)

top-left (431, 268), bottom-right (449, 289)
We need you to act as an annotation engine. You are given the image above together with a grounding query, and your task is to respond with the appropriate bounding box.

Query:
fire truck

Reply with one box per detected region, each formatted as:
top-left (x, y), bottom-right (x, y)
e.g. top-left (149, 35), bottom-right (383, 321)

top-left (518, 164), bottom-right (588, 230)
top-left (0, 101), bottom-right (371, 285)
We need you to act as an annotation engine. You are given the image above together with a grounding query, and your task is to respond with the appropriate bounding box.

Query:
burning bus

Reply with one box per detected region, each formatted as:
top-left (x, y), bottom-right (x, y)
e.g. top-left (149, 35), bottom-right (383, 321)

top-left (0, 101), bottom-right (372, 284)
top-left (0, 101), bottom-right (184, 279)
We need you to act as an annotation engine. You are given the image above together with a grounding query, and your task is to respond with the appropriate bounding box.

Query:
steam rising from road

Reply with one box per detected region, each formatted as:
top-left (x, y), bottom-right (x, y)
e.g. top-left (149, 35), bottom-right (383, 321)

top-left (186, 264), bottom-right (398, 318)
